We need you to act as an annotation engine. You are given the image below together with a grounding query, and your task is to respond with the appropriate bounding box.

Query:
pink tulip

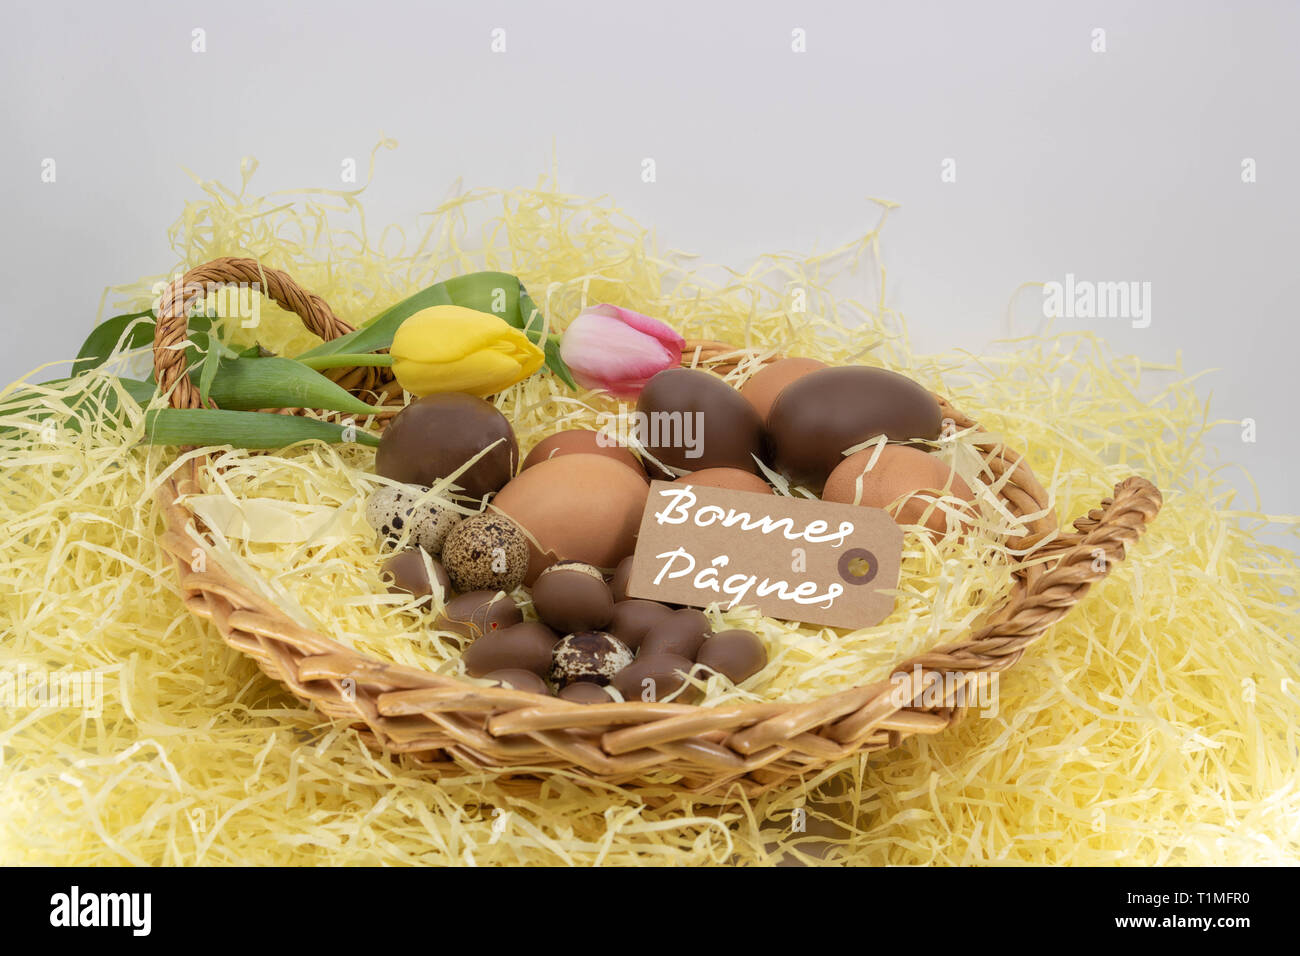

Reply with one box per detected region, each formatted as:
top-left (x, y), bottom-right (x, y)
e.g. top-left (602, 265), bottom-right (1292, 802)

top-left (559, 304), bottom-right (685, 397)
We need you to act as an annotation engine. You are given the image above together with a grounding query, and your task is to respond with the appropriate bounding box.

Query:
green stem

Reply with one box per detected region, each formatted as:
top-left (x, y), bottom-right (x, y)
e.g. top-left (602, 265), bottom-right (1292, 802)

top-left (297, 353), bottom-right (394, 371)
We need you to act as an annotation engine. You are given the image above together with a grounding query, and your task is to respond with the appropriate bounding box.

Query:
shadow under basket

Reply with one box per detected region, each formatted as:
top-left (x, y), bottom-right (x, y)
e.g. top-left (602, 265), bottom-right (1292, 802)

top-left (153, 258), bottom-right (1164, 797)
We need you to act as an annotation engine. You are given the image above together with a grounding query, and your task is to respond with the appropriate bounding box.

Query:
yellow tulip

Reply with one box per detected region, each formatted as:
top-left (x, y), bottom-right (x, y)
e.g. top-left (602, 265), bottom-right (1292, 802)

top-left (390, 305), bottom-right (545, 397)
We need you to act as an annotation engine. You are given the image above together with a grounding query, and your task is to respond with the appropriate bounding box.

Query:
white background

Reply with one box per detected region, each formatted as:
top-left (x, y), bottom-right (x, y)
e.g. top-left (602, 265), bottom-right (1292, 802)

top-left (2, 0), bottom-right (1297, 519)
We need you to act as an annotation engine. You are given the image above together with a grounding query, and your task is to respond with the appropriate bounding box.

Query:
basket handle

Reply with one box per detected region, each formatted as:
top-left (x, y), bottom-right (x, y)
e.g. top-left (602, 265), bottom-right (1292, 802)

top-left (153, 257), bottom-right (362, 411)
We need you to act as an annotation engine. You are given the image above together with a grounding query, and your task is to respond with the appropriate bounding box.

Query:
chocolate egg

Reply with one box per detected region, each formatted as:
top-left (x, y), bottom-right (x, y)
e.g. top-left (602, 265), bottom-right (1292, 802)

top-left (612, 654), bottom-right (696, 703)
top-left (462, 621), bottom-right (560, 678)
top-left (381, 548), bottom-right (451, 599)
top-left (549, 631), bottom-right (635, 689)
top-left (482, 668), bottom-right (550, 695)
top-left (696, 629), bottom-right (767, 684)
top-left (606, 599), bottom-right (674, 652)
top-left (434, 590), bottom-right (522, 640)
top-left (491, 454), bottom-right (650, 584)
top-left (822, 444), bottom-right (975, 537)
top-left (635, 368), bottom-right (764, 476)
top-left (610, 556), bottom-right (635, 602)
top-left (558, 681), bottom-right (614, 704)
top-left (532, 561), bottom-right (614, 633)
top-left (674, 467), bottom-right (773, 495)
top-left (640, 608), bottom-right (711, 660)
top-left (364, 485), bottom-right (460, 554)
top-left (521, 429), bottom-right (645, 477)
top-left (739, 357), bottom-right (827, 421)
top-left (440, 513), bottom-right (530, 593)
top-left (766, 366), bottom-right (944, 490)
top-left (375, 393), bottom-right (518, 503)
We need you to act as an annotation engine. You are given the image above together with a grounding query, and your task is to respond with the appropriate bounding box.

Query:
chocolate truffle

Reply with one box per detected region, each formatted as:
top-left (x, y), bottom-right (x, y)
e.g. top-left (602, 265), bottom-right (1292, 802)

top-left (462, 621), bottom-right (560, 678)
top-left (532, 562), bottom-right (615, 633)
top-left (482, 668), bottom-right (550, 695)
top-left (434, 590), bottom-right (522, 640)
top-left (607, 599), bottom-right (673, 652)
top-left (558, 681), bottom-right (614, 704)
top-left (696, 629), bottom-right (767, 684)
top-left (375, 393), bottom-right (518, 503)
top-left (612, 654), bottom-right (696, 703)
top-left (635, 368), bottom-right (765, 477)
top-left (765, 366), bottom-right (944, 490)
top-left (610, 555), bottom-right (636, 603)
top-left (549, 631), bottom-right (635, 689)
top-left (380, 548), bottom-right (451, 599)
top-left (640, 608), bottom-right (711, 660)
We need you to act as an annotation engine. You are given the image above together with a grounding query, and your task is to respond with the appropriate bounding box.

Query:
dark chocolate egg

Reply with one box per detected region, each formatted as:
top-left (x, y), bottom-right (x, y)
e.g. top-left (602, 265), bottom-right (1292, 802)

top-left (765, 366), bottom-right (943, 490)
top-left (482, 668), bottom-right (550, 695)
top-left (612, 654), bottom-right (697, 703)
top-left (434, 589), bottom-right (522, 640)
top-left (549, 631), bottom-right (634, 688)
top-left (640, 608), bottom-right (711, 660)
top-left (462, 621), bottom-right (560, 677)
top-left (610, 555), bottom-right (635, 603)
top-left (696, 629), bottom-right (767, 684)
top-left (532, 562), bottom-right (614, 633)
top-left (558, 681), bottom-right (614, 704)
top-left (375, 393), bottom-right (518, 503)
top-left (635, 368), bottom-right (764, 476)
top-left (381, 548), bottom-right (451, 599)
top-left (606, 599), bottom-right (673, 652)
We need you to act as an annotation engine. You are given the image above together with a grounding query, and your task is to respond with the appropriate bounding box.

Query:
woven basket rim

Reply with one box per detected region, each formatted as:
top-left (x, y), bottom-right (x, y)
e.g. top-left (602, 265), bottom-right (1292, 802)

top-left (152, 257), bottom-right (1163, 795)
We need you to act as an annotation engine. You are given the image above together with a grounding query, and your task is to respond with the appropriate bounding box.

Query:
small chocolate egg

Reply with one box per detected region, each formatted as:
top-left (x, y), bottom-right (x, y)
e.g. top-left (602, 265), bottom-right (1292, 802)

top-left (462, 621), bottom-right (560, 677)
top-left (610, 556), bottom-right (636, 602)
top-left (491, 454), bottom-right (650, 584)
top-left (607, 599), bottom-right (674, 652)
top-left (521, 429), bottom-right (645, 477)
top-left (434, 590), bottom-right (522, 640)
top-left (375, 393), bottom-right (518, 503)
top-left (364, 485), bottom-right (460, 553)
top-left (532, 561), bottom-right (615, 633)
top-left (482, 668), bottom-right (550, 695)
top-left (822, 444), bottom-right (975, 537)
top-left (674, 467), bottom-right (773, 495)
top-left (766, 366), bottom-right (944, 490)
top-left (549, 631), bottom-right (635, 689)
top-left (441, 513), bottom-right (530, 593)
top-left (739, 357), bottom-right (827, 421)
top-left (558, 681), bottom-right (614, 704)
top-left (381, 548), bottom-right (451, 599)
top-left (635, 368), bottom-right (765, 477)
top-left (696, 629), bottom-right (767, 684)
top-left (640, 608), bottom-right (711, 660)
top-left (612, 654), bottom-right (697, 703)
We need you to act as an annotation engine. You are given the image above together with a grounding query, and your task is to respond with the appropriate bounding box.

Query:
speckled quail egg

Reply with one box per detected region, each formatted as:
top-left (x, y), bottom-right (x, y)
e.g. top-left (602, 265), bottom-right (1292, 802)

top-left (365, 485), bottom-right (460, 554)
top-left (440, 513), bottom-right (530, 593)
top-left (549, 631), bottom-right (635, 689)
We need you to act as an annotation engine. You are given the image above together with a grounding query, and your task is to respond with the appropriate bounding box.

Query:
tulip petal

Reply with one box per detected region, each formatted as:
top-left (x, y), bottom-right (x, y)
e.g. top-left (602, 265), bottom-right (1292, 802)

top-left (559, 306), bottom-right (685, 397)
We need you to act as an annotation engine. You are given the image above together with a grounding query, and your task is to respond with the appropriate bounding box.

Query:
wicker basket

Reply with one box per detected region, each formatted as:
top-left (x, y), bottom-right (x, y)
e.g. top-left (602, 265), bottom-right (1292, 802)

top-left (153, 259), bottom-right (1163, 796)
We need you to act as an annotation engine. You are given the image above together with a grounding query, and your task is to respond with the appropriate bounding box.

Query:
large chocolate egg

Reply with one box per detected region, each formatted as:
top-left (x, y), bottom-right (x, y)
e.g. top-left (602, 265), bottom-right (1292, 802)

top-left (766, 366), bottom-right (943, 490)
top-left (491, 453), bottom-right (650, 584)
top-left (739, 357), bottom-right (827, 421)
top-left (375, 393), bottom-right (518, 503)
top-left (521, 429), bottom-right (645, 477)
top-left (673, 467), bottom-right (773, 495)
top-left (822, 444), bottom-right (976, 537)
top-left (635, 368), bottom-right (764, 477)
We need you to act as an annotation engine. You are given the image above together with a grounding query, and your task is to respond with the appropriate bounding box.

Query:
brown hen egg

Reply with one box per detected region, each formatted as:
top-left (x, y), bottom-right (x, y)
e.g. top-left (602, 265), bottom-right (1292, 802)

top-left (822, 444), bottom-right (976, 538)
top-left (739, 357), bottom-right (827, 421)
top-left (673, 467), bottom-right (773, 495)
top-left (520, 429), bottom-right (646, 477)
top-left (491, 453), bottom-right (650, 584)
